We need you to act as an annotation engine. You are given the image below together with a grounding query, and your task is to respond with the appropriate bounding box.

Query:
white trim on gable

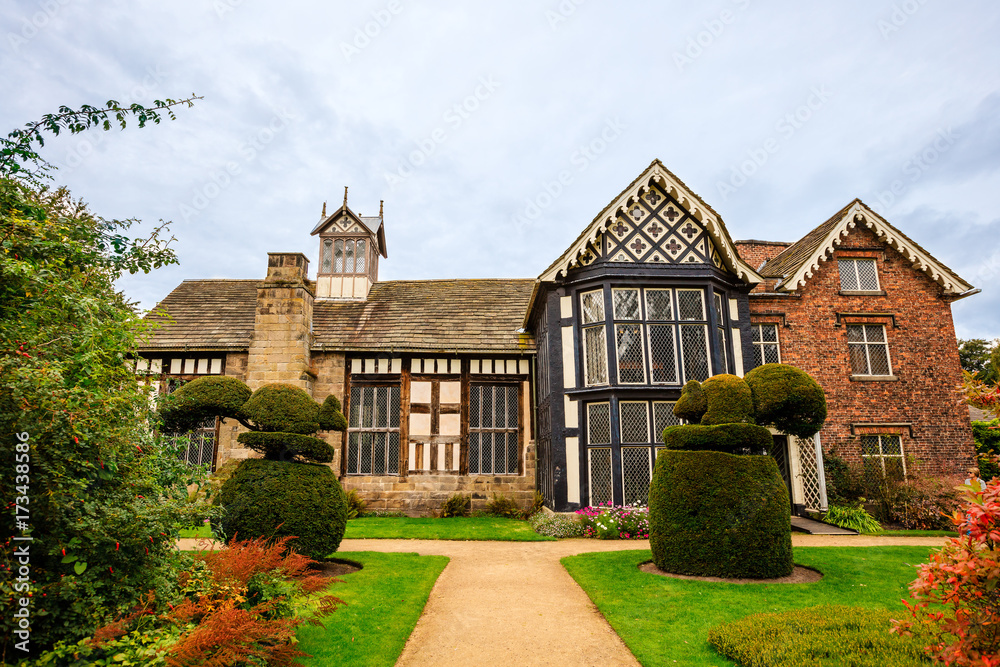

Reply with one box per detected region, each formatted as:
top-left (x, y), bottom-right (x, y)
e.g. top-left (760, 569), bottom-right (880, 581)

top-left (776, 201), bottom-right (975, 295)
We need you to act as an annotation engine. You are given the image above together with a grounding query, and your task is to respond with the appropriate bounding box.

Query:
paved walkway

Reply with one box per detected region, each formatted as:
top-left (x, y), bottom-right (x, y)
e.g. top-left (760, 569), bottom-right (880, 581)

top-left (175, 534), bottom-right (950, 666)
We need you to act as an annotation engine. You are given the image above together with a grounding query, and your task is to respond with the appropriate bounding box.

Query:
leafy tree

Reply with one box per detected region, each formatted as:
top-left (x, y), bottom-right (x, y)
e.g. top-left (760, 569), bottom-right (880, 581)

top-left (959, 338), bottom-right (999, 384)
top-left (0, 98), bottom-right (211, 657)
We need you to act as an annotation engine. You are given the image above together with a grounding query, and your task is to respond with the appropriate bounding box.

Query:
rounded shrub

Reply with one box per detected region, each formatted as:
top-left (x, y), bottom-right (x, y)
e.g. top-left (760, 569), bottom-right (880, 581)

top-left (700, 374), bottom-right (754, 425)
top-left (318, 394), bottom-right (348, 432)
top-left (160, 375), bottom-right (252, 434)
top-left (242, 383), bottom-right (321, 434)
top-left (217, 459), bottom-right (347, 559)
top-left (661, 423), bottom-right (773, 454)
top-left (236, 431), bottom-right (334, 463)
top-left (745, 363), bottom-right (827, 439)
top-left (673, 380), bottom-right (707, 422)
top-left (649, 449), bottom-right (792, 578)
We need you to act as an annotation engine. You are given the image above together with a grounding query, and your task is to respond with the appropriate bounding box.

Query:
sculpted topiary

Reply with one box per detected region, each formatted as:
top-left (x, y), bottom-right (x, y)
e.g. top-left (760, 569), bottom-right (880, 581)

top-left (160, 378), bottom-right (348, 558)
top-left (653, 367), bottom-right (828, 579)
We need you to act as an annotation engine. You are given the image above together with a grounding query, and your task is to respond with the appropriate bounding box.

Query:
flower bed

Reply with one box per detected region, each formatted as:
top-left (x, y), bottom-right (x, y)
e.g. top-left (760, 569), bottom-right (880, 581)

top-left (576, 503), bottom-right (649, 540)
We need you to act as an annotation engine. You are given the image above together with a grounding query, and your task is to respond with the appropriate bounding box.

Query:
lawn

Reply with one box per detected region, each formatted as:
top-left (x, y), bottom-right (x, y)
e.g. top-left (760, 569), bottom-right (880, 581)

top-left (344, 516), bottom-right (554, 541)
top-left (562, 546), bottom-right (936, 666)
top-left (178, 524), bottom-right (213, 539)
top-left (297, 551), bottom-right (448, 666)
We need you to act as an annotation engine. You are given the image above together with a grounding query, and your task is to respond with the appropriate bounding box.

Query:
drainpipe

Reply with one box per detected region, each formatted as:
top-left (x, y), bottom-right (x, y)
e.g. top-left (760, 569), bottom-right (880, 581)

top-left (814, 433), bottom-right (828, 512)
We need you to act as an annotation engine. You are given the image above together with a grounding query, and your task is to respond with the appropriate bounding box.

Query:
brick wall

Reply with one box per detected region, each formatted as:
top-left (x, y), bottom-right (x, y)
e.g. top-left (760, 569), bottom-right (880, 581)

top-left (735, 240), bottom-right (792, 271)
top-left (748, 224), bottom-right (976, 476)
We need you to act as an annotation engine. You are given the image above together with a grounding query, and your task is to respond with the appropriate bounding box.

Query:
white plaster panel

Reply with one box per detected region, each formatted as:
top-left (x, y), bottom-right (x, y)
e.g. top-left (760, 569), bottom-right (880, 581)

top-left (351, 358), bottom-right (362, 374)
top-left (409, 443), bottom-right (416, 471)
top-left (731, 328), bottom-right (744, 377)
top-left (410, 381), bottom-right (432, 404)
top-left (437, 445), bottom-right (446, 471)
top-left (440, 381), bottom-right (461, 403)
top-left (423, 443), bottom-right (431, 470)
top-left (440, 414), bottom-right (460, 436)
top-left (210, 358), bottom-right (222, 374)
top-left (391, 358), bottom-right (401, 374)
top-left (411, 358), bottom-right (421, 372)
top-left (197, 358), bottom-right (209, 374)
top-left (561, 326), bottom-right (576, 389)
top-left (471, 359), bottom-right (481, 374)
top-left (519, 359), bottom-right (529, 374)
top-left (452, 446), bottom-right (460, 471)
top-left (728, 297), bottom-right (739, 321)
top-left (409, 413), bottom-right (431, 436)
top-left (560, 295), bottom-right (573, 318)
top-left (564, 395), bottom-right (579, 428)
top-left (183, 358), bottom-right (195, 374)
top-left (150, 359), bottom-right (162, 374)
top-left (436, 359), bottom-right (447, 373)
top-left (566, 436), bottom-right (580, 504)
top-left (170, 359), bottom-right (181, 374)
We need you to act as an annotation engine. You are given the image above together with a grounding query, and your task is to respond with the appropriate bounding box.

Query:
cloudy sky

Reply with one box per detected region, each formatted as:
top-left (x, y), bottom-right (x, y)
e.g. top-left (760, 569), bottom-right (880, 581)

top-left (3, 0), bottom-right (998, 339)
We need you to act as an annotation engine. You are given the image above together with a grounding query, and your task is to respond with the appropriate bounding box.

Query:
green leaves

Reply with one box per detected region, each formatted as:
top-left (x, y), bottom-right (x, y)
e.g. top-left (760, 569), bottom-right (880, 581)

top-left (74, 562), bottom-right (87, 575)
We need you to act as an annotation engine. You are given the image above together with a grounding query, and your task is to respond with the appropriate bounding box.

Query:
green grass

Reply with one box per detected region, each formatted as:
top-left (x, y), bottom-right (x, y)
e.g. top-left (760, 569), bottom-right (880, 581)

top-left (297, 551), bottom-right (448, 666)
top-left (562, 546), bottom-right (936, 666)
top-left (879, 529), bottom-right (958, 537)
top-left (178, 524), bottom-right (213, 538)
top-left (344, 516), bottom-right (555, 541)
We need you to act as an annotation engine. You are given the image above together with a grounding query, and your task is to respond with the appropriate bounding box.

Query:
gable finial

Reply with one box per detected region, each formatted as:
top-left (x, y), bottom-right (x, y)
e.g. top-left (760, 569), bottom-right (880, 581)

top-left (321, 201), bottom-right (326, 218)
top-left (379, 200), bottom-right (384, 217)
top-left (343, 186), bottom-right (348, 207)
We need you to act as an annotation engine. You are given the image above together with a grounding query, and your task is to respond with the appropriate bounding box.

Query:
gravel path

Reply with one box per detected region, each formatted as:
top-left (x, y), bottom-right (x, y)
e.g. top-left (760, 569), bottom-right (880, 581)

top-left (175, 534), bottom-right (950, 666)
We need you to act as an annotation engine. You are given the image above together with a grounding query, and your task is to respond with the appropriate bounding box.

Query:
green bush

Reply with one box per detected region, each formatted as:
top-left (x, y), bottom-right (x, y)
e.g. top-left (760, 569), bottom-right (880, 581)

top-left (318, 393), bottom-right (349, 432)
top-left (661, 423), bottom-right (773, 454)
top-left (236, 431), bottom-right (334, 463)
top-left (530, 512), bottom-right (585, 538)
top-left (824, 450), bottom-right (865, 503)
top-left (744, 363), bottom-right (827, 438)
top-left (441, 493), bottom-right (471, 518)
top-left (649, 449), bottom-right (792, 578)
top-left (973, 419), bottom-right (1000, 480)
top-left (217, 459), bottom-right (348, 559)
top-left (241, 383), bottom-right (321, 434)
top-left (823, 503), bottom-right (882, 534)
top-left (708, 605), bottom-right (932, 667)
top-left (700, 374), bottom-right (755, 425)
top-left (344, 488), bottom-right (366, 519)
top-left (673, 379), bottom-right (707, 422)
top-left (485, 492), bottom-right (524, 519)
top-left (159, 375), bottom-right (252, 435)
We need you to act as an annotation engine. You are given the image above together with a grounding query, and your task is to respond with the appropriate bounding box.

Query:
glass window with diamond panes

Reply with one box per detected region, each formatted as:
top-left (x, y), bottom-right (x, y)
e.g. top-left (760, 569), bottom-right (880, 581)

top-left (847, 324), bottom-right (892, 376)
top-left (839, 258), bottom-right (880, 292)
top-left (586, 402), bottom-right (614, 506)
top-left (164, 379), bottom-right (217, 470)
top-left (468, 384), bottom-right (519, 475)
top-left (581, 290), bottom-right (608, 386)
top-left (713, 292), bottom-right (728, 374)
top-left (751, 323), bottom-right (781, 367)
top-left (347, 385), bottom-right (401, 475)
top-left (861, 434), bottom-right (906, 489)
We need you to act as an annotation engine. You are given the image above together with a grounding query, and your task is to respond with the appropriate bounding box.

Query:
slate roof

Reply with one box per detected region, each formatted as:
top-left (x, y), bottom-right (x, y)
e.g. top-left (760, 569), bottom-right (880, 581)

top-left (141, 278), bottom-right (536, 354)
top-left (313, 279), bottom-right (536, 353)
top-left (143, 279), bottom-right (259, 350)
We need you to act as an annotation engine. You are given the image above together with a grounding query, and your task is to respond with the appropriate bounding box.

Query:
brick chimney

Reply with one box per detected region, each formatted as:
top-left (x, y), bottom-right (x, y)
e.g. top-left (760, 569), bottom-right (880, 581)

top-left (245, 252), bottom-right (315, 392)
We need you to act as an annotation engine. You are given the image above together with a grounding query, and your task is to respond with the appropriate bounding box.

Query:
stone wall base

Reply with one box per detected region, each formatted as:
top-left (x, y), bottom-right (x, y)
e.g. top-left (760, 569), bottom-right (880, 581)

top-left (341, 474), bottom-right (537, 516)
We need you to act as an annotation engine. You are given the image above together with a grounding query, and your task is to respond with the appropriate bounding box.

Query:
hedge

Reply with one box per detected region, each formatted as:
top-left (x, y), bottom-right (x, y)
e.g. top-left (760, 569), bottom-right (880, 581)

top-left (744, 363), bottom-right (827, 438)
top-left (318, 393), bottom-right (348, 432)
top-left (661, 423), bottom-right (773, 455)
top-left (973, 419), bottom-right (1000, 480)
top-left (159, 375), bottom-right (252, 434)
top-left (242, 383), bottom-right (321, 434)
top-left (649, 449), bottom-right (792, 578)
top-left (236, 431), bottom-right (334, 463)
top-left (673, 379), bottom-right (707, 423)
top-left (700, 374), bottom-right (755, 425)
top-left (217, 459), bottom-right (347, 559)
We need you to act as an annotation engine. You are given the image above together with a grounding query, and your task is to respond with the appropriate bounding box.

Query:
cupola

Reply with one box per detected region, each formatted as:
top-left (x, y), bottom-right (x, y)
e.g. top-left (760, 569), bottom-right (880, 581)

top-left (310, 187), bottom-right (388, 299)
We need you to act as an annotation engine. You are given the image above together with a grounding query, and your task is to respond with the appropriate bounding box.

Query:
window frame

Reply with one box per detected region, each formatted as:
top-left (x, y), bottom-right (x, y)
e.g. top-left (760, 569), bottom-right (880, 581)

top-left (467, 382), bottom-right (521, 476)
top-left (860, 434), bottom-right (906, 481)
top-left (847, 324), bottom-right (893, 376)
top-left (838, 258), bottom-right (881, 292)
top-left (581, 289), bottom-right (609, 387)
top-left (751, 323), bottom-right (782, 366)
top-left (345, 383), bottom-right (402, 476)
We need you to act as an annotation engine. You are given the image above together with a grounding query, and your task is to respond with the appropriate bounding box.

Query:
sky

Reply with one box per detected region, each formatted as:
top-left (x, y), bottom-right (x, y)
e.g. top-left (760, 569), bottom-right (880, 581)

top-left (2, 0), bottom-right (998, 339)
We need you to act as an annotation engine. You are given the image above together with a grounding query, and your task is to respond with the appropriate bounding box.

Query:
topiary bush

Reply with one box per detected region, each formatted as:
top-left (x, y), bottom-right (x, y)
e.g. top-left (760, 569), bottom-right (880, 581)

top-left (318, 393), bottom-right (349, 433)
top-left (649, 449), bottom-right (792, 578)
top-left (710, 605), bottom-right (932, 667)
top-left (159, 375), bottom-right (252, 435)
top-left (744, 363), bottom-right (827, 439)
top-left (236, 431), bottom-right (334, 463)
top-left (217, 459), bottom-right (348, 559)
top-left (673, 379), bottom-right (707, 422)
top-left (661, 423), bottom-right (773, 454)
top-left (699, 374), bottom-right (755, 425)
top-left (242, 383), bottom-right (321, 434)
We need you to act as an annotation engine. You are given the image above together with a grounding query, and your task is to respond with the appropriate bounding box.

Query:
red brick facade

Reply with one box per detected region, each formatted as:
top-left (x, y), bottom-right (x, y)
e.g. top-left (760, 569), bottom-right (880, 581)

top-left (748, 224), bottom-right (976, 475)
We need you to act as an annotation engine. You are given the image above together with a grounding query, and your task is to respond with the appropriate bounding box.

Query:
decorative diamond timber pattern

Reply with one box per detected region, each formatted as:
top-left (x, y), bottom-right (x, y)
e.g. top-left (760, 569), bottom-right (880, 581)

top-left (797, 437), bottom-right (824, 512)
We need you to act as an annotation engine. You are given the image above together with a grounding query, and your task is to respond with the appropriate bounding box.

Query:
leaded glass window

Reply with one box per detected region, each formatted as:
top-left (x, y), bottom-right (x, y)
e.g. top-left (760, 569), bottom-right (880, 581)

top-left (861, 434), bottom-right (906, 488)
top-left (346, 385), bottom-right (400, 475)
top-left (847, 325), bottom-right (891, 376)
top-left (356, 239), bottom-right (367, 273)
top-left (615, 324), bottom-right (645, 384)
top-left (751, 323), bottom-right (781, 366)
top-left (839, 259), bottom-right (880, 291)
top-left (612, 289), bottom-right (641, 320)
top-left (468, 384), bottom-right (519, 475)
top-left (321, 238), bottom-right (333, 273)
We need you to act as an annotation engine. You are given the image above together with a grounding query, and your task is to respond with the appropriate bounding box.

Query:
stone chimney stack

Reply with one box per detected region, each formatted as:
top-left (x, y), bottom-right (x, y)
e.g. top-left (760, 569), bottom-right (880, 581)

top-left (246, 252), bottom-right (315, 392)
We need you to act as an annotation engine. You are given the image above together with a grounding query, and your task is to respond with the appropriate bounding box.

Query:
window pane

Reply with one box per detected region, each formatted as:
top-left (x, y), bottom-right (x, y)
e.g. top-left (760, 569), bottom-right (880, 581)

top-left (581, 290), bottom-right (604, 324)
top-left (620, 402), bottom-right (649, 443)
top-left (750, 324), bottom-right (761, 343)
top-left (469, 385), bottom-right (481, 429)
top-left (322, 239), bottom-right (333, 273)
top-left (584, 326), bottom-right (608, 385)
top-left (482, 385), bottom-right (494, 428)
top-left (713, 293), bottom-right (725, 324)
top-left (388, 432), bottom-right (400, 475)
top-left (587, 403), bottom-right (611, 444)
top-left (648, 324), bottom-right (677, 384)
top-left (884, 458), bottom-right (905, 481)
top-left (356, 239), bottom-right (367, 273)
top-left (761, 324), bottom-right (777, 342)
top-left (469, 433), bottom-right (481, 474)
top-left (680, 325), bottom-right (709, 381)
top-left (622, 447), bottom-right (651, 506)
top-left (763, 344), bottom-right (780, 364)
top-left (716, 327), bottom-right (728, 374)
top-left (653, 402), bottom-right (680, 441)
top-left (334, 239), bottom-right (344, 273)
top-left (752, 345), bottom-right (763, 368)
top-left (880, 435), bottom-right (902, 456)
top-left (349, 386), bottom-right (362, 426)
top-left (857, 259), bottom-right (878, 291)
top-left (589, 448), bottom-right (613, 506)
top-left (847, 325), bottom-right (865, 343)
top-left (839, 259), bottom-right (859, 290)
top-left (347, 432), bottom-right (359, 473)
top-left (865, 325), bottom-right (885, 343)
top-left (616, 324), bottom-right (645, 384)
top-left (868, 345), bottom-right (891, 375)
top-left (613, 289), bottom-right (641, 320)
top-left (860, 436), bottom-right (880, 456)
top-left (645, 289), bottom-right (672, 320)
top-left (677, 290), bottom-right (705, 320)
top-left (849, 344), bottom-right (870, 374)
top-left (345, 240), bottom-right (355, 273)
